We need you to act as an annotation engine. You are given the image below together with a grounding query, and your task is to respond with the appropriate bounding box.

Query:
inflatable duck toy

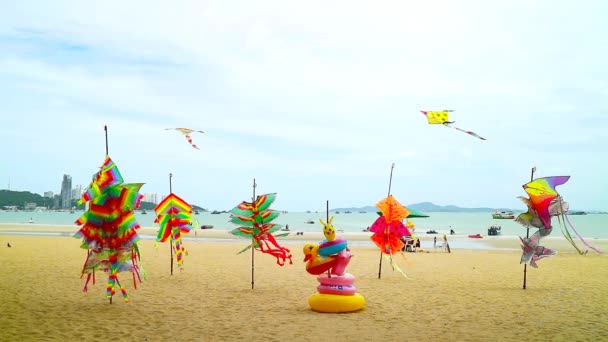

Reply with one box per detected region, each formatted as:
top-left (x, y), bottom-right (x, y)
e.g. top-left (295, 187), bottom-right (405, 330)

top-left (303, 216), bottom-right (365, 313)
top-left (303, 244), bottom-right (337, 275)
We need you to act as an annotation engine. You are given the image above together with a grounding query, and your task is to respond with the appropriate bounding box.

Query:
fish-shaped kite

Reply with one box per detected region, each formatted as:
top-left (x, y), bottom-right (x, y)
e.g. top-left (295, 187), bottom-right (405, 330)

top-left (420, 110), bottom-right (486, 140)
top-left (164, 128), bottom-right (205, 149)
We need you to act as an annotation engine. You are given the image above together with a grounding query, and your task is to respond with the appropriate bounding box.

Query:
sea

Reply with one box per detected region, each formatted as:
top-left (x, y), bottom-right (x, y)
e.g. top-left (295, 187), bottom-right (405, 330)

top-left (2, 210), bottom-right (607, 239)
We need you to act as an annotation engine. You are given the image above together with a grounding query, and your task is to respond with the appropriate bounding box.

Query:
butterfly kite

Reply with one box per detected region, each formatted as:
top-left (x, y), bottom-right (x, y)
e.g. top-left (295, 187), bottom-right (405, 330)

top-left (75, 155), bottom-right (145, 303)
top-left (420, 110), bottom-right (486, 140)
top-left (369, 195), bottom-right (412, 277)
top-left (165, 128), bottom-right (205, 149)
top-left (515, 176), bottom-right (602, 268)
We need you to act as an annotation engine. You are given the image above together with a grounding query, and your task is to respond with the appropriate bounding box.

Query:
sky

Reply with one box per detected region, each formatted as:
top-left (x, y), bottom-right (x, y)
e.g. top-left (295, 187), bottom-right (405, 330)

top-left (0, 1), bottom-right (607, 212)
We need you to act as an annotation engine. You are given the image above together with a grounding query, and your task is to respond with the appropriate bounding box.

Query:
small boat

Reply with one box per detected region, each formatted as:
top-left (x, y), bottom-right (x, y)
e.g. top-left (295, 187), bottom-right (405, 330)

top-left (344, 211), bottom-right (352, 214)
top-left (194, 210), bottom-right (200, 215)
top-left (492, 210), bottom-right (515, 219)
top-left (426, 229), bottom-right (438, 234)
top-left (141, 209), bottom-right (147, 215)
top-left (200, 225), bottom-right (214, 229)
top-left (492, 210), bottom-right (514, 219)
top-left (468, 234), bottom-right (483, 238)
top-left (305, 219), bottom-right (315, 224)
top-left (210, 210), bottom-right (222, 214)
top-left (28, 218), bottom-right (34, 224)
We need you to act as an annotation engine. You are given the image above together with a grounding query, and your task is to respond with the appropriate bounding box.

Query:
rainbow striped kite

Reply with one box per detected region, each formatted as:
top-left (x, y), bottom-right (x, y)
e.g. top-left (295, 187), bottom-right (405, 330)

top-left (154, 193), bottom-right (195, 272)
top-left (75, 156), bottom-right (145, 303)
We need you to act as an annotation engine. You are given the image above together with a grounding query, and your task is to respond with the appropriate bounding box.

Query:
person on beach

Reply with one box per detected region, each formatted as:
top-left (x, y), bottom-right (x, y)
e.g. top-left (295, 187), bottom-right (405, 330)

top-left (7, 242), bottom-right (11, 248)
top-left (434, 236), bottom-right (437, 248)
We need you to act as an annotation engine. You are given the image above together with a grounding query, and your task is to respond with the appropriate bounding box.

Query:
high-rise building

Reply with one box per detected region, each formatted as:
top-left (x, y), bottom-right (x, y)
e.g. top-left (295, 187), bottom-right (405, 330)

top-left (143, 193), bottom-right (158, 204)
top-left (60, 174), bottom-right (72, 209)
top-left (71, 184), bottom-right (82, 201)
top-left (44, 191), bottom-right (54, 198)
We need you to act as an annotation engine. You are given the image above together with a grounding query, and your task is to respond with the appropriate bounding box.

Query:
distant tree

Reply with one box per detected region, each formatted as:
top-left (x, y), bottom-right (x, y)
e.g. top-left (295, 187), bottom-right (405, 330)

top-left (0, 190), bottom-right (54, 209)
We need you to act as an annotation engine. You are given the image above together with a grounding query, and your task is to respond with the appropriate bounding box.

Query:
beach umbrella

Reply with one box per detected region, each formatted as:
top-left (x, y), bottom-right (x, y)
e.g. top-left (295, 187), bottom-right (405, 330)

top-left (154, 173), bottom-right (195, 275)
top-left (406, 208), bottom-right (430, 218)
top-left (74, 126), bottom-right (145, 304)
top-left (229, 179), bottom-right (292, 289)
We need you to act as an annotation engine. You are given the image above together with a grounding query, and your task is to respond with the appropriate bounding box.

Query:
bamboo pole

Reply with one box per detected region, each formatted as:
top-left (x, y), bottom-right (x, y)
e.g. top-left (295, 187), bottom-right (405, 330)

top-left (523, 166), bottom-right (535, 289)
top-left (170, 173), bottom-right (174, 276)
top-left (251, 178), bottom-right (256, 289)
top-left (378, 163), bottom-right (395, 279)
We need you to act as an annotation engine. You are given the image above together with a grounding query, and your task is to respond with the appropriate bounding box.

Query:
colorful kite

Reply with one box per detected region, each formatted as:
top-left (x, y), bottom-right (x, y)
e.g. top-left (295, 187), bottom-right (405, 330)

top-left (154, 192), bottom-right (195, 274)
top-left (369, 195), bottom-right (412, 276)
top-left (74, 155), bottom-right (145, 303)
top-left (229, 193), bottom-right (293, 266)
top-left (420, 110), bottom-right (486, 140)
top-left (164, 127), bottom-right (205, 149)
top-left (516, 176), bottom-right (602, 268)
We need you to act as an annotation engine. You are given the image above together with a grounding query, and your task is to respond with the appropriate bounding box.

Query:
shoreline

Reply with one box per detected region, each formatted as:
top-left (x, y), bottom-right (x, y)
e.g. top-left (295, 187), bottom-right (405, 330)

top-left (2, 223), bottom-right (607, 252)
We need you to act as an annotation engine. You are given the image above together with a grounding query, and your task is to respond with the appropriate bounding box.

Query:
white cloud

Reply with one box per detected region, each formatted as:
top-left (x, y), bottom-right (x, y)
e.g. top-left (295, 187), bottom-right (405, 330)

top-left (0, 0), bottom-right (607, 210)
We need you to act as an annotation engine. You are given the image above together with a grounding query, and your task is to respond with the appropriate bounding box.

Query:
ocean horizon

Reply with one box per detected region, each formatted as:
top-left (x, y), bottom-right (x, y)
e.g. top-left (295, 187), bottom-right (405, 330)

top-left (2, 210), bottom-right (607, 239)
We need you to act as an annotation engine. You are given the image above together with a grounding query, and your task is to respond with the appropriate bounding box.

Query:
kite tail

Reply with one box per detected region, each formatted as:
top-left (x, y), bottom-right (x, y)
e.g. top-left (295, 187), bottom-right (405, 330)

top-left (446, 123), bottom-right (487, 140)
top-left (564, 213), bottom-right (603, 254)
top-left (82, 273), bottom-right (92, 292)
top-left (556, 212), bottom-right (585, 254)
top-left (257, 234), bottom-right (293, 266)
top-left (173, 230), bottom-right (184, 269)
top-left (384, 254), bottom-right (407, 278)
top-left (398, 250), bottom-right (416, 269)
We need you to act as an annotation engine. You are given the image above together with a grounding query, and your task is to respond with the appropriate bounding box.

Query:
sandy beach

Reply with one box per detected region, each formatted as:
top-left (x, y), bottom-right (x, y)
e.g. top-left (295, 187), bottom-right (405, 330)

top-left (1, 225), bottom-right (607, 341)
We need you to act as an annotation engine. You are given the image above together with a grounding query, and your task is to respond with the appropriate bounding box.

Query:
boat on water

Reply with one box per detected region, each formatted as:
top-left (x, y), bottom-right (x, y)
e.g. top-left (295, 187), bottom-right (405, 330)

top-left (200, 225), bottom-right (214, 229)
top-left (569, 211), bottom-right (587, 215)
top-left (344, 211), bottom-right (352, 214)
top-left (492, 210), bottom-right (515, 219)
top-left (468, 234), bottom-right (483, 238)
top-left (141, 209), bottom-right (147, 215)
top-left (426, 229), bottom-right (438, 234)
top-left (305, 219), bottom-right (315, 224)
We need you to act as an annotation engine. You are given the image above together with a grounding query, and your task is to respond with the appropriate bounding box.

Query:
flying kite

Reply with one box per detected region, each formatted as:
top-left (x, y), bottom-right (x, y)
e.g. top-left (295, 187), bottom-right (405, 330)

top-left (420, 110), bottom-right (486, 140)
top-left (164, 128), bottom-right (205, 149)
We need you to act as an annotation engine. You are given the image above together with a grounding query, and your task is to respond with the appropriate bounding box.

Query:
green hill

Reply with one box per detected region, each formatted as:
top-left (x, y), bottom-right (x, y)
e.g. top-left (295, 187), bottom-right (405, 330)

top-left (0, 190), bottom-right (53, 209)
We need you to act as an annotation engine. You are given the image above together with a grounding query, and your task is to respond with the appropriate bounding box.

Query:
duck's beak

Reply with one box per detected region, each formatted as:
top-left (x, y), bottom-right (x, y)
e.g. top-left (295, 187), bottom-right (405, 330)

top-left (303, 254), bottom-right (312, 262)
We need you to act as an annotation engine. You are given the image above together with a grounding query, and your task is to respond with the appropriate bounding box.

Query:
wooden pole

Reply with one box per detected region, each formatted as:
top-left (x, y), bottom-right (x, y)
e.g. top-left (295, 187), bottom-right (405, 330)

top-left (169, 173), bottom-right (174, 275)
top-left (251, 178), bottom-right (256, 289)
top-left (105, 125), bottom-right (109, 303)
top-left (378, 163), bottom-right (395, 279)
top-left (523, 167), bottom-right (535, 289)
top-left (326, 200), bottom-right (329, 223)
top-left (104, 125), bottom-right (109, 155)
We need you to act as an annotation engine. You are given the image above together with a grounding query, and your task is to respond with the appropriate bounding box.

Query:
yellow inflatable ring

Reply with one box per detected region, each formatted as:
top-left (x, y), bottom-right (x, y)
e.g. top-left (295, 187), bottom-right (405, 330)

top-left (308, 293), bottom-right (365, 313)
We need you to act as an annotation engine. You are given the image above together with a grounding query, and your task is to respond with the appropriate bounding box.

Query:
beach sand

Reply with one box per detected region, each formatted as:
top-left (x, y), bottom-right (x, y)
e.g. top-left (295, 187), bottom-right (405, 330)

top-left (1, 225), bottom-right (607, 341)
